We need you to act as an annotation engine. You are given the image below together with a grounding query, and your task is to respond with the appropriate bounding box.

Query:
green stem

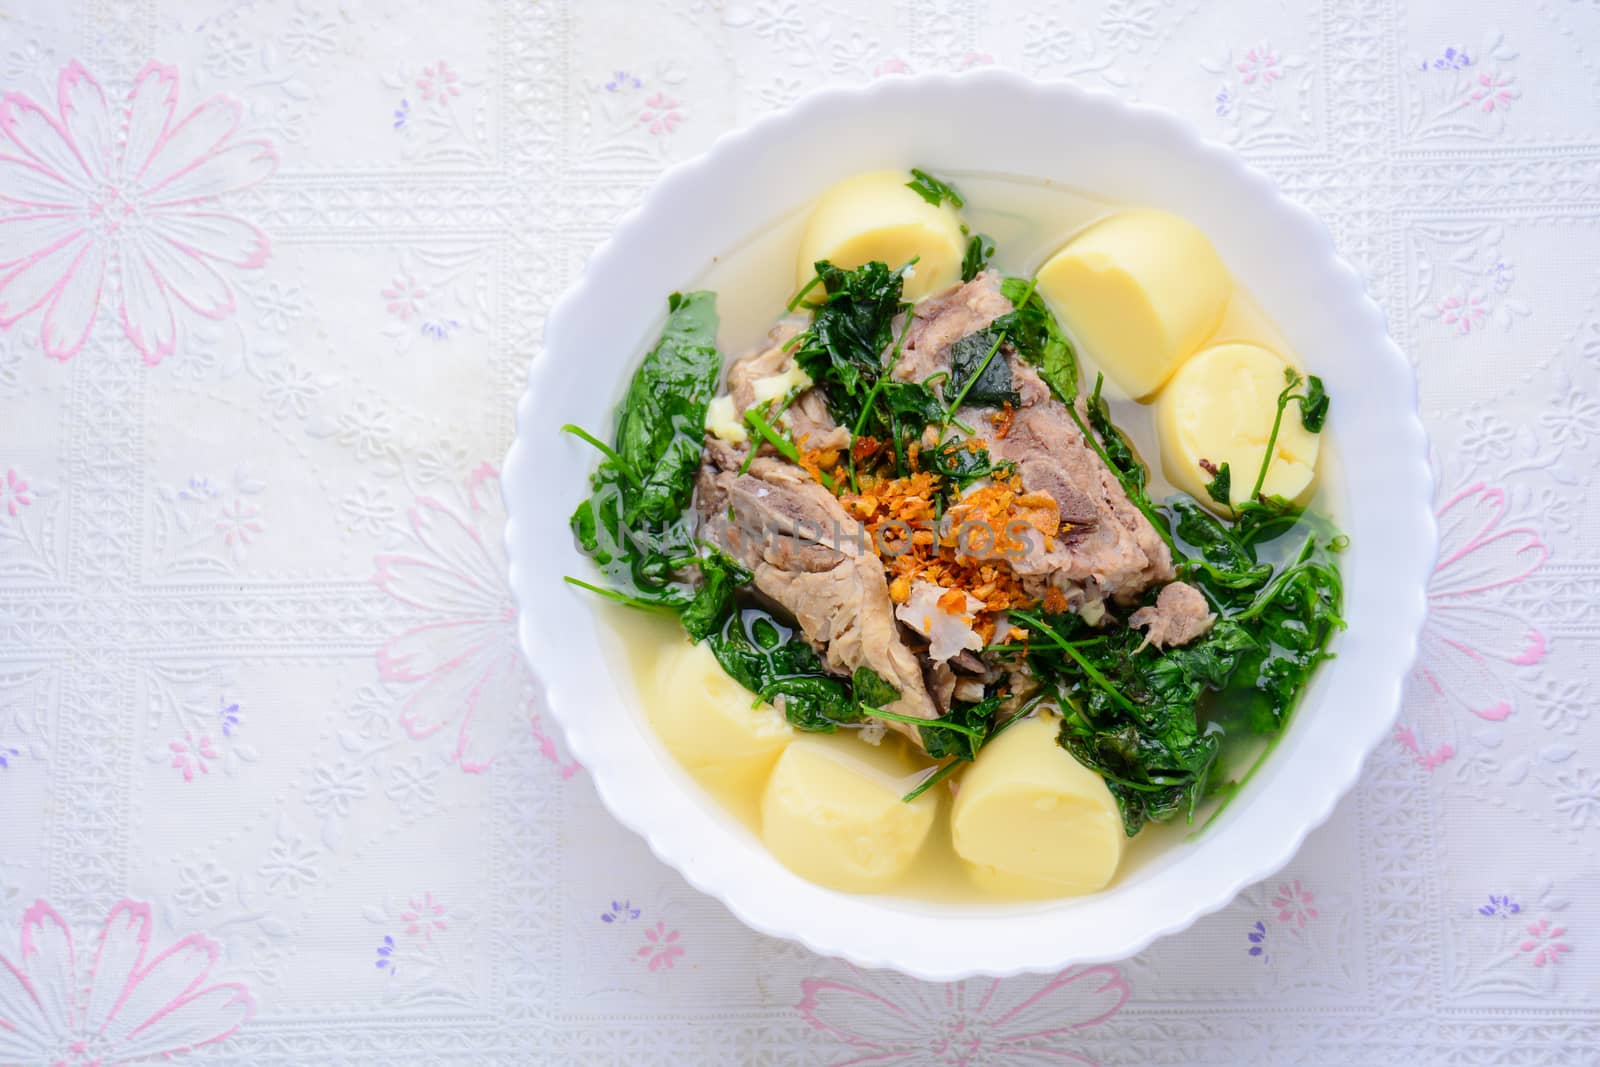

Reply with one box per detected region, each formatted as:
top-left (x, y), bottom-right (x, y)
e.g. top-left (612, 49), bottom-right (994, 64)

top-left (563, 575), bottom-right (677, 611)
top-left (1250, 375), bottom-right (1302, 501)
top-left (745, 407), bottom-right (836, 492)
top-left (864, 706), bottom-right (986, 739)
top-left (937, 280), bottom-right (1034, 442)
top-left (898, 693), bottom-right (1044, 803)
top-left (1232, 535), bottom-right (1317, 624)
top-left (1011, 610), bottom-right (1141, 716)
top-left (901, 759), bottom-right (960, 803)
top-left (847, 307), bottom-right (917, 492)
top-left (739, 392), bottom-right (801, 475)
top-left (787, 271), bottom-right (823, 311)
top-left (1065, 401), bottom-right (1172, 551)
top-left (561, 424), bottom-right (640, 488)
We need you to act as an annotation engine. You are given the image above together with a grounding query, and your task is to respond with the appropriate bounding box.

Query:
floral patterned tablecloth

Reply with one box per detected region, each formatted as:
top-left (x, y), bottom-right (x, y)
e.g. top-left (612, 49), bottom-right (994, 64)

top-left (0, 1), bottom-right (1597, 1063)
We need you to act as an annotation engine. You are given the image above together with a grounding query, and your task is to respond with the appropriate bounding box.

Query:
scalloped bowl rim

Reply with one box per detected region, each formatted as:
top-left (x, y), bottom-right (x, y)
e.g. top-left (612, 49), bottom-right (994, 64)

top-left (503, 70), bottom-right (1435, 981)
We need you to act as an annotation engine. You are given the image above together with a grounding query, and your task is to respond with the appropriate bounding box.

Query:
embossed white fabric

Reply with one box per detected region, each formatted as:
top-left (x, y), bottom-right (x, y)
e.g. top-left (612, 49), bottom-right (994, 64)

top-left (0, 1), bottom-right (1596, 1064)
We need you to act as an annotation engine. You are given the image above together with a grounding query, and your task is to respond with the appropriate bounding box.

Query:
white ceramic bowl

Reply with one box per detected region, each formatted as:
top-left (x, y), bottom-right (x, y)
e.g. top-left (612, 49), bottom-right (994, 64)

top-left (503, 71), bottom-right (1434, 980)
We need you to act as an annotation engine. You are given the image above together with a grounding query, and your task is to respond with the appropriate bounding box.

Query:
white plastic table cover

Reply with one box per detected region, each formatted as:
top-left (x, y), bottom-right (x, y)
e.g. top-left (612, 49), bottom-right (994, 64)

top-left (0, 0), bottom-right (1596, 1064)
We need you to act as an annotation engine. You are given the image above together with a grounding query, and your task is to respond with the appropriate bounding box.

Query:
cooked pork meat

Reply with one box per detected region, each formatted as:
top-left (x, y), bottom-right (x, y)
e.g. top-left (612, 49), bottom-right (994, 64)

top-left (985, 403), bottom-right (1174, 604)
top-left (893, 270), bottom-right (1014, 385)
top-left (1129, 581), bottom-right (1216, 649)
top-left (696, 271), bottom-right (1192, 748)
top-left (697, 453), bottom-right (938, 737)
top-left (925, 660), bottom-right (957, 714)
top-left (726, 326), bottom-right (848, 452)
top-left (898, 273), bottom-right (1174, 607)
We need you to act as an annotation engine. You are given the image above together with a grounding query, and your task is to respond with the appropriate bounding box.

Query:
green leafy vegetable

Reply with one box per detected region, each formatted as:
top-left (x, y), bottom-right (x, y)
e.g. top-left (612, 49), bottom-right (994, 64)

top-left (1075, 374), bottom-right (1174, 551)
top-left (906, 168), bottom-right (965, 209)
top-left (999, 276), bottom-right (1078, 405)
top-left (679, 552), bottom-right (750, 641)
top-left (1010, 608), bottom-right (1226, 835)
top-left (1000, 490), bottom-right (1346, 836)
top-left (615, 292), bottom-right (723, 524)
top-left (1084, 375), bottom-right (1146, 497)
top-left (1299, 375), bottom-right (1329, 432)
top-left (709, 607), bottom-right (861, 732)
top-left (793, 260), bottom-right (910, 430)
top-left (1170, 497), bottom-right (1271, 597)
top-left (1249, 368), bottom-right (1330, 501)
top-left (922, 437), bottom-right (1014, 495)
top-left (961, 231), bottom-right (995, 282)
top-left (946, 328), bottom-right (1020, 409)
top-left (1202, 460), bottom-right (1231, 506)
top-left (567, 291), bottom-right (724, 606)
top-left (902, 696), bottom-right (1039, 802)
top-left (851, 667), bottom-right (901, 710)
top-left (919, 696), bottom-right (1002, 761)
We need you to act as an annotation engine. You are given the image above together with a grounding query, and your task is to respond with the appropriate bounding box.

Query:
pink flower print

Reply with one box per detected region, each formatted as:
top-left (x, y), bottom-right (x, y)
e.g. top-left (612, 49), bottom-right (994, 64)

top-left (382, 274), bottom-right (426, 321)
top-left (169, 733), bottom-right (219, 781)
top-left (1236, 46), bottom-right (1283, 87)
top-left (1, 467), bottom-right (30, 518)
top-left (1465, 69), bottom-right (1518, 113)
top-left (635, 922), bottom-right (683, 972)
top-left (798, 965), bottom-right (1129, 1066)
top-left (1270, 880), bottom-right (1319, 928)
top-left (0, 899), bottom-right (254, 1062)
top-left (416, 61), bottom-right (461, 104)
top-left (400, 892), bottom-right (447, 942)
top-left (955, 52), bottom-right (995, 71)
top-left (1435, 289), bottom-right (1488, 334)
top-left (873, 57), bottom-right (913, 77)
top-left (215, 497), bottom-right (262, 551)
top-left (0, 62), bottom-right (276, 364)
top-left (1518, 918), bottom-right (1571, 968)
top-left (1414, 482), bottom-right (1547, 724)
top-left (1393, 723), bottom-right (1454, 771)
top-left (638, 93), bottom-right (682, 136)
top-left (374, 464), bottom-right (576, 776)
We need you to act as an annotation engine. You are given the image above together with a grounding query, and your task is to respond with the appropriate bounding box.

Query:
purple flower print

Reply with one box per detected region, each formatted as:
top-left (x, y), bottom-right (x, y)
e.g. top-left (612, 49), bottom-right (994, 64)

top-left (420, 319), bottom-right (460, 340)
top-left (0, 745), bottom-right (18, 769)
top-left (605, 70), bottom-right (641, 92)
top-left (1247, 920), bottom-right (1269, 961)
top-left (1479, 894), bottom-right (1522, 917)
top-left (1518, 919), bottom-right (1571, 968)
top-left (1487, 259), bottom-right (1515, 294)
top-left (375, 934), bottom-right (396, 974)
top-left (601, 900), bottom-right (641, 924)
top-left (636, 922), bottom-right (684, 971)
top-left (1215, 86), bottom-right (1233, 116)
top-left (393, 98), bottom-right (410, 129)
top-left (1422, 47), bottom-right (1473, 72)
top-left (219, 699), bottom-right (241, 737)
